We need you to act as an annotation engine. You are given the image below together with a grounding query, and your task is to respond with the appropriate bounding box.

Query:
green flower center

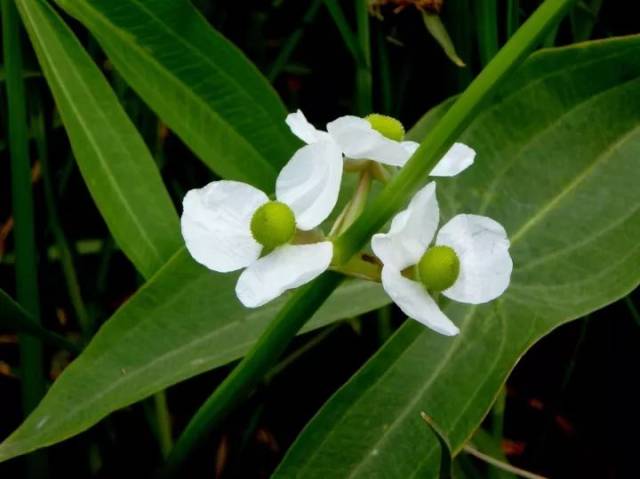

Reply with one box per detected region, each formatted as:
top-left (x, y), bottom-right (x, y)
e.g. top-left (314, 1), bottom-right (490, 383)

top-left (365, 113), bottom-right (405, 141)
top-left (250, 201), bottom-right (296, 250)
top-left (417, 245), bottom-right (460, 292)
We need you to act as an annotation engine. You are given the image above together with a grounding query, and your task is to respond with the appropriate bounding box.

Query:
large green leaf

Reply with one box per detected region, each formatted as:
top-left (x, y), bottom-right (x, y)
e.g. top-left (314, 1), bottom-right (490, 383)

top-left (0, 248), bottom-right (388, 461)
top-left (17, 0), bottom-right (180, 279)
top-left (275, 36), bottom-right (640, 477)
top-left (55, 0), bottom-right (298, 191)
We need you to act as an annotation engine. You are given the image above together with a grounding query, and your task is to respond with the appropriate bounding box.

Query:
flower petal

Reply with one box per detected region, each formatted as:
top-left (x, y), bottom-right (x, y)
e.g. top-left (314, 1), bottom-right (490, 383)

top-left (381, 267), bottom-right (459, 336)
top-left (235, 242), bottom-right (333, 308)
top-left (436, 214), bottom-right (512, 304)
top-left (371, 182), bottom-right (439, 270)
top-left (326, 116), bottom-right (411, 166)
top-left (181, 181), bottom-right (268, 272)
top-left (401, 141), bottom-right (419, 157)
top-left (429, 142), bottom-right (476, 177)
top-left (276, 141), bottom-right (343, 230)
top-left (285, 109), bottom-right (329, 144)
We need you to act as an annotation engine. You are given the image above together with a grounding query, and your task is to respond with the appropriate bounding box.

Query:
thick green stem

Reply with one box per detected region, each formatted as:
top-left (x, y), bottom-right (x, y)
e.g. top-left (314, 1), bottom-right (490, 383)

top-left (164, 0), bottom-right (576, 471)
top-left (2, 0), bottom-right (48, 475)
top-left (355, 0), bottom-right (372, 115)
top-left (333, 0), bottom-right (577, 265)
top-left (164, 273), bottom-right (344, 474)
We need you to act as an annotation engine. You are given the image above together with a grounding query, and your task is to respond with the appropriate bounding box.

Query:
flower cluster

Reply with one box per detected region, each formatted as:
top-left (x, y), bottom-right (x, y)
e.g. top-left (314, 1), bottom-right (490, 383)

top-left (181, 111), bottom-right (512, 335)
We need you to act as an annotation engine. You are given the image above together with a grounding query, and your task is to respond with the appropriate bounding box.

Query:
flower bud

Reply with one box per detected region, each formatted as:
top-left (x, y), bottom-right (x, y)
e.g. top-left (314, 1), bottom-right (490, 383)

top-left (365, 113), bottom-right (405, 141)
top-left (417, 245), bottom-right (460, 292)
top-left (250, 201), bottom-right (296, 250)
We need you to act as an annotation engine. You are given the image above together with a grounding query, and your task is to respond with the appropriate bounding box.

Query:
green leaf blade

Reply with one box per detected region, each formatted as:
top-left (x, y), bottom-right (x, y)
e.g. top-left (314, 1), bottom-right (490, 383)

top-left (56, 0), bottom-right (298, 191)
top-left (17, 0), bottom-right (180, 278)
top-left (274, 35), bottom-right (640, 478)
top-left (0, 248), bottom-right (390, 462)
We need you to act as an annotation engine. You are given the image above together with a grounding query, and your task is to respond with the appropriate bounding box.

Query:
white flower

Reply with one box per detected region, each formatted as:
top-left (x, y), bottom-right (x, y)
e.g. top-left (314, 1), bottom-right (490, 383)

top-left (286, 109), bottom-right (475, 174)
top-left (181, 141), bottom-right (342, 308)
top-left (371, 182), bottom-right (512, 336)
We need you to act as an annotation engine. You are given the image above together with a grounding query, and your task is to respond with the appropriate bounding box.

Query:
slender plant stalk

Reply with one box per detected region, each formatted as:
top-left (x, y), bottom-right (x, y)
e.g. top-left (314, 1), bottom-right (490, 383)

top-left (333, 0), bottom-right (577, 264)
top-left (446, 0), bottom-right (474, 90)
top-left (475, 0), bottom-right (499, 66)
top-left (542, 21), bottom-right (561, 47)
top-left (32, 92), bottom-right (92, 336)
top-left (376, 29), bottom-right (392, 113)
top-left (323, 0), bottom-right (365, 65)
top-left (267, 0), bottom-right (323, 81)
top-left (153, 392), bottom-right (174, 459)
top-left (625, 295), bottom-right (640, 327)
top-left (506, 0), bottom-right (521, 39)
top-left (164, 0), bottom-right (577, 471)
top-left (2, 0), bottom-right (47, 476)
top-left (464, 445), bottom-right (548, 479)
top-left (355, 0), bottom-right (372, 115)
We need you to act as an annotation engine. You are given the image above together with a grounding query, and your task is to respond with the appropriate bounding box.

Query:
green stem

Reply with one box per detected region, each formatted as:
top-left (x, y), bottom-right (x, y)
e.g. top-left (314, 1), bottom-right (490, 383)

top-left (267, 0), bottom-right (323, 82)
top-left (163, 273), bottom-right (344, 474)
top-left (333, 0), bottom-right (577, 265)
top-left (32, 91), bottom-right (92, 336)
top-left (153, 392), bottom-right (173, 459)
top-left (376, 28), bottom-right (392, 113)
top-left (329, 169), bottom-right (371, 237)
top-left (163, 0), bottom-right (576, 471)
top-left (323, 0), bottom-right (364, 65)
top-left (355, 0), bottom-right (372, 115)
top-left (625, 295), bottom-right (640, 328)
top-left (542, 20), bottom-right (561, 47)
top-left (506, 0), bottom-right (521, 39)
top-left (2, 0), bottom-right (48, 475)
top-left (475, 0), bottom-right (499, 66)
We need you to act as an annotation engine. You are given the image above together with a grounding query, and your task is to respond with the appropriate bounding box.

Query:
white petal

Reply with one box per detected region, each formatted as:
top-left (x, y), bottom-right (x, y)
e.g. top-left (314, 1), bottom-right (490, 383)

top-left (381, 267), bottom-right (459, 336)
top-left (181, 181), bottom-right (268, 273)
top-left (235, 242), bottom-right (333, 308)
top-left (326, 116), bottom-right (411, 166)
top-left (285, 109), bottom-right (329, 144)
top-left (371, 182), bottom-right (439, 270)
top-left (276, 141), bottom-right (343, 230)
top-left (401, 141), bottom-right (420, 157)
top-left (436, 214), bottom-right (512, 304)
top-left (430, 143), bottom-right (476, 177)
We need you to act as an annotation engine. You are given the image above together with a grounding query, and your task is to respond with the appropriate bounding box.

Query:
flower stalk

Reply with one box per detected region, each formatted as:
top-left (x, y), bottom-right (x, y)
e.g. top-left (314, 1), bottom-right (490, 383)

top-left (164, 0), bottom-right (577, 472)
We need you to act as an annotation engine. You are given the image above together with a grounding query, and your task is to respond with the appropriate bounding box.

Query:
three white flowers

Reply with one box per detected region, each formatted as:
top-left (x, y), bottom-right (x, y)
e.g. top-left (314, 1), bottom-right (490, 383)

top-left (180, 110), bottom-right (512, 336)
